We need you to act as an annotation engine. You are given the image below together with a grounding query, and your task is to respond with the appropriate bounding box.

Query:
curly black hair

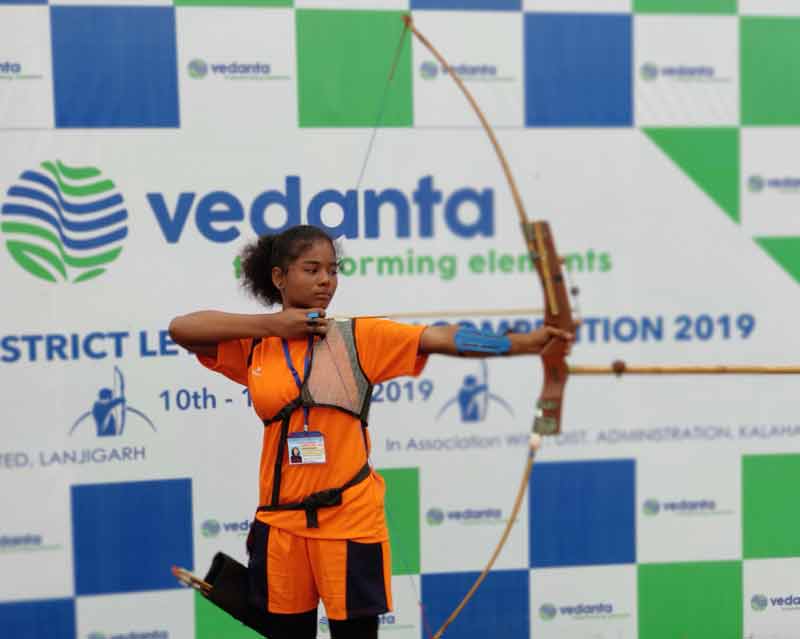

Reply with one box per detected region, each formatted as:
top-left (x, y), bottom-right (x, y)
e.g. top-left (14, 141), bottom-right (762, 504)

top-left (240, 225), bottom-right (337, 306)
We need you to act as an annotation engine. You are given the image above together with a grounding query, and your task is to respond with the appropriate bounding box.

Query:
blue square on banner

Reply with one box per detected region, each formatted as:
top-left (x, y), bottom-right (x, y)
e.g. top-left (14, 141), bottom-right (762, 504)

top-left (0, 599), bottom-right (75, 639)
top-left (422, 570), bottom-right (529, 638)
top-left (530, 459), bottom-right (635, 567)
top-left (411, 0), bottom-right (521, 10)
top-left (525, 13), bottom-right (632, 127)
top-left (50, 6), bottom-right (179, 128)
top-left (72, 478), bottom-right (193, 596)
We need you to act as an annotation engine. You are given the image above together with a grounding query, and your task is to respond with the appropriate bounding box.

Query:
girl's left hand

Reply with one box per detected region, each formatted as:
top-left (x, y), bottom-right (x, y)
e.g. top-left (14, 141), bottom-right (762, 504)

top-left (526, 326), bottom-right (574, 355)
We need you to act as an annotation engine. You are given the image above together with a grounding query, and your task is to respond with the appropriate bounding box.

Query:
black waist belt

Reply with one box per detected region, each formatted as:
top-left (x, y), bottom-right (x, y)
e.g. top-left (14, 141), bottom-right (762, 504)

top-left (257, 463), bottom-right (371, 529)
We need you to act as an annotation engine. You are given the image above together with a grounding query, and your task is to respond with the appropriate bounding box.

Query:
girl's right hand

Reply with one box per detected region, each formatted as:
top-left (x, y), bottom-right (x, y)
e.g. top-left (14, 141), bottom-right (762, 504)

top-left (268, 308), bottom-right (329, 340)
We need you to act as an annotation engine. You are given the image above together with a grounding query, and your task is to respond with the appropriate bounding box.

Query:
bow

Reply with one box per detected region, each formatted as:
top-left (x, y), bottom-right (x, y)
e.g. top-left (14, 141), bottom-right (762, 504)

top-left (399, 14), bottom-right (577, 638)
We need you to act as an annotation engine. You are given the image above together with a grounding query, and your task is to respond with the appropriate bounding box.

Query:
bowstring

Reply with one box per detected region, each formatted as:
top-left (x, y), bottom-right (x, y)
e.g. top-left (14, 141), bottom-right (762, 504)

top-left (353, 18), bottom-right (411, 194)
top-left (321, 327), bottom-right (436, 639)
top-left (337, 21), bottom-right (437, 638)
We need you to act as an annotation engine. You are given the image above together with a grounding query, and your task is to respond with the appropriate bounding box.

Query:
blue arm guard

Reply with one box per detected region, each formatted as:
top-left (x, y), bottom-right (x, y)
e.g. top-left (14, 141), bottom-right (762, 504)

top-left (454, 327), bottom-right (511, 355)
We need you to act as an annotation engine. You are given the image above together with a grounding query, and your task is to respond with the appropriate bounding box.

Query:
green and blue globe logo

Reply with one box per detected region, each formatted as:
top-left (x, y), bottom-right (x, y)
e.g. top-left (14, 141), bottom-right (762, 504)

top-left (643, 499), bottom-right (660, 516)
top-left (640, 63), bottom-right (659, 81)
top-left (188, 59), bottom-right (208, 79)
top-left (420, 60), bottom-right (438, 80)
top-left (1, 161), bottom-right (127, 283)
top-left (201, 519), bottom-right (222, 538)
top-left (539, 603), bottom-right (557, 621)
top-left (748, 175), bottom-right (766, 193)
top-left (426, 508), bottom-right (445, 526)
top-left (751, 594), bottom-right (768, 611)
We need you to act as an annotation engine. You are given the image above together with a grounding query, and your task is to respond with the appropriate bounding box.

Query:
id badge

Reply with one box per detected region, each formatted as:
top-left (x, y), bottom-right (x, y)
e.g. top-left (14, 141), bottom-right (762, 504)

top-left (287, 431), bottom-right (326, 465)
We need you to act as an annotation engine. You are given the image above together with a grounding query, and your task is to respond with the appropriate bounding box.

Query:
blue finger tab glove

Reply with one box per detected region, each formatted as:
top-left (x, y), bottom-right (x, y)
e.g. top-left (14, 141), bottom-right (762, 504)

top-left (454, 327), bottom-right (511, 355)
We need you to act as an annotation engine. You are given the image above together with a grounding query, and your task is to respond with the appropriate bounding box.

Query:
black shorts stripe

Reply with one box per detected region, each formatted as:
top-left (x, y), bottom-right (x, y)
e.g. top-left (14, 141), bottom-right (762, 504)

top-left (345, 540), bottom-right (388, 618)
top-left (247, 519), bottom-right (270, 612)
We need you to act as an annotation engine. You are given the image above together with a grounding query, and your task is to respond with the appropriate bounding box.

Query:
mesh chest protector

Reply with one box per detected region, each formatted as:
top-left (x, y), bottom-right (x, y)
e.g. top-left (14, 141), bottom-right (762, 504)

top-left (251, 319), bottom-right (374, 529)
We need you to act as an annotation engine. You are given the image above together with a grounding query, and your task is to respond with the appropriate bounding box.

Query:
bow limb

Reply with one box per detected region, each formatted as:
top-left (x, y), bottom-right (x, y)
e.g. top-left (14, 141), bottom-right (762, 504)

top-left (401, 16), bottom-right (576, 437)
top-left (430, 438), bottom-right (540, 639)
top-left (402, 14), bottom-right (573, 638)
top-left (401, 15), bottom-right (527, 228)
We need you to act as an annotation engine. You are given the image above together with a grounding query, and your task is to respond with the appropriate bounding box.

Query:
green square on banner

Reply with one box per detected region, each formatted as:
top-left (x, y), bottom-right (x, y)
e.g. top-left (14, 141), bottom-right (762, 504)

top-left (633, 0), bottom-right (736, 14)
top-left (195, 591), bottom-right (262, 639)
top-left (638, 561), bottom-right (742, 639)
top-left (741, 17), bottom-right (800, 125)
top-left (743, 453), bottom-right (800, 558)
top-left (380, 467), bottom-right (420, 575)
top-left (174, 0), bottom-right (290, 5)
top-left (296, 10), bottom-right (412, 127)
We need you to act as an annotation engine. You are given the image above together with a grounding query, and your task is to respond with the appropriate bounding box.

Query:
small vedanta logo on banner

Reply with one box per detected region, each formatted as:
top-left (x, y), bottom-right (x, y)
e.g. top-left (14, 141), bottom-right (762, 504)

top-left (747, 174), bottom-right (800, 194)
top-left (426, 508), bottom-right (445, 526)
top-left (639, 62), bottom-right (724, 83)
top-left (642, 499), bottom-right (661, 516)
top-left (748, 175), bottom-right (766, 193)
top-left (419, 60), bottom-right (509, 83)
top-left (539, 601), bottom-right (623, 621)
top-left (425, 506), bottom-right (503, 526)
top-left (1, 161), bottom-right (128, 283)
top-left (750, 592), bottom-right (800, 612)
top-left (420, 61), bottom-right (438, 79)
top-left (539, 603), bottom-right (557, 621)
top-left (187, 58), bottom-right (209, 79)
top-left (640, 62), bottom-right (659, 81)
top-left (641, 498), bottom-right (727, 517)
top-left (751, 594), bottom-right (768, 611)
top-left (0, 532), bottom-right (61, 554)
top-left (200, 518), bottom-right (250, 538)
top-left (69, 367), bottom-right (155, 437)
top-left (201, 519), bottom-right (222, 538)
top-left (187, 59), bottom-right (275, 80)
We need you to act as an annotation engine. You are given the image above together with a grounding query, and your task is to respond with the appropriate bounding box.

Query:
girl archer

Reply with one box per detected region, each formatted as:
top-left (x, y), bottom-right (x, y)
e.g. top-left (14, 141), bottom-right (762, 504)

top-left (169, 225), bottom-right (572, 639)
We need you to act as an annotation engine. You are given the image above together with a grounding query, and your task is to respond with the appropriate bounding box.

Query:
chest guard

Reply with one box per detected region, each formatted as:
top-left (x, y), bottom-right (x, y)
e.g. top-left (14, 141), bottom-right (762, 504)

top-left (251, 319), bottom-right (374, 528)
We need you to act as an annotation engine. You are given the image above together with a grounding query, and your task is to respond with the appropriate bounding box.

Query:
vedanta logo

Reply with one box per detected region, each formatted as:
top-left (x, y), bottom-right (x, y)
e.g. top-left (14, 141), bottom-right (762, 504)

top-left (642, 499), bottom-right (660, 516)
top-left (1, 161), bottom-right (128, 283)
top-left (201, 518), bottom-right (250, 538)
top-left (642, 498), bottom-right (720, 515)
top-left (539, 603), bottom-right (557, 620)
top-left (188, 58), bottom-right (273, 79)
top-left (751, 592), bottom-right (800, 611)
top-left (425, 505), bottom-right (502, 526)
top-left (541, 601), bottom-right (616, 620)
top-left (147, 176), bottom-right (494, 243)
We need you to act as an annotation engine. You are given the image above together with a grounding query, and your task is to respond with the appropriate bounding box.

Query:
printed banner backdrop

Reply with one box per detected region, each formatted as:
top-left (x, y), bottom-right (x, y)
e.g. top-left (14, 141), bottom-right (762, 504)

top-left (1, 1), bottom-right (800, 638)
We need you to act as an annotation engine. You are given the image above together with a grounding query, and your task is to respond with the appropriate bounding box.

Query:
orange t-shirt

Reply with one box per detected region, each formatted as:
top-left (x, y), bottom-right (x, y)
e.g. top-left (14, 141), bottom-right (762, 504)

top-left (198, 318), bottom-right (428, 541)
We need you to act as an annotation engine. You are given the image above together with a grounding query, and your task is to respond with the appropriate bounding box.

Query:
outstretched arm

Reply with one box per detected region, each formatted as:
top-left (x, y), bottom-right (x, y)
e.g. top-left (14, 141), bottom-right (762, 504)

top-left (418, 325), bottom-right (573, 357)
top-left (168, 308), bottom-right (329, 358)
